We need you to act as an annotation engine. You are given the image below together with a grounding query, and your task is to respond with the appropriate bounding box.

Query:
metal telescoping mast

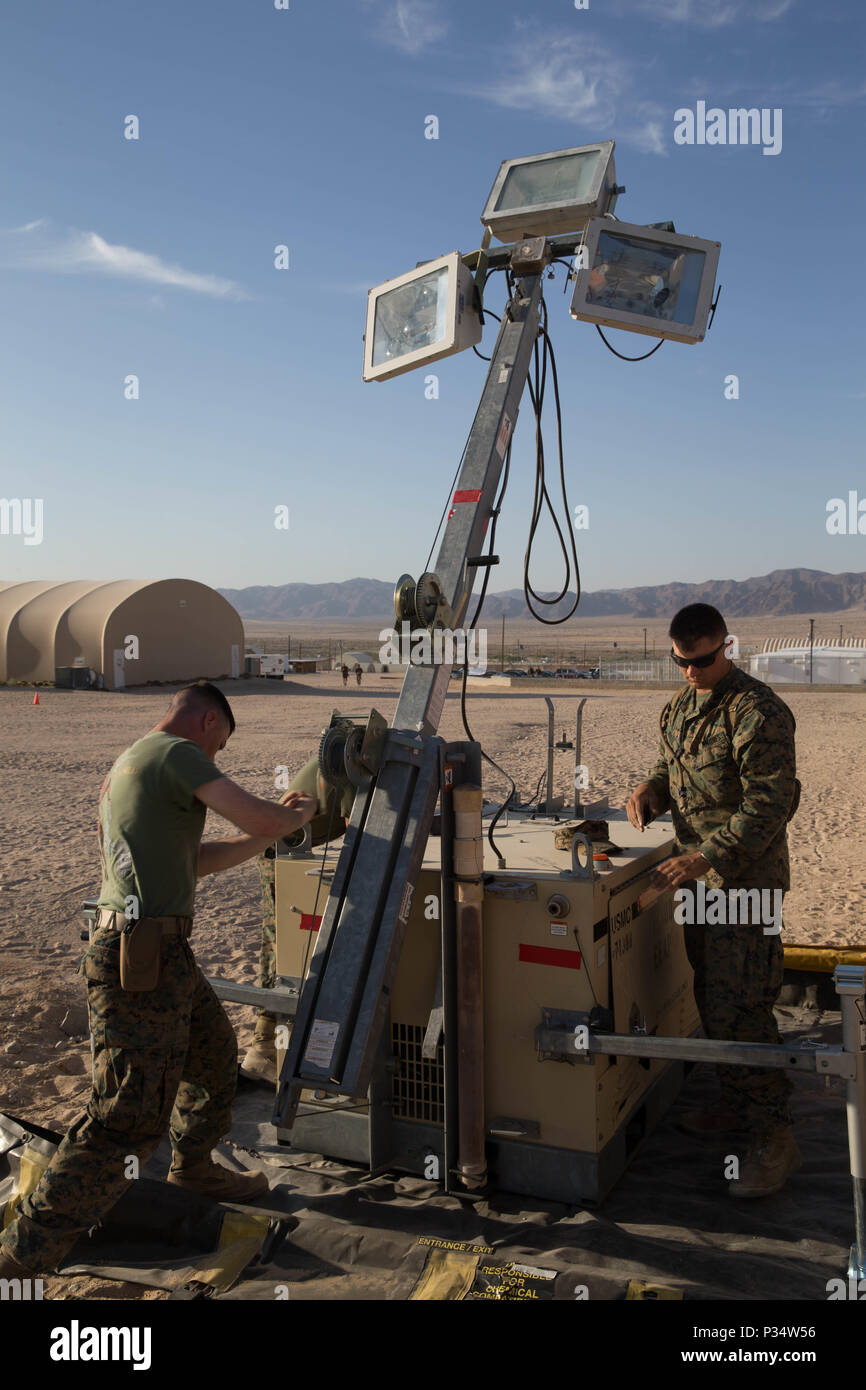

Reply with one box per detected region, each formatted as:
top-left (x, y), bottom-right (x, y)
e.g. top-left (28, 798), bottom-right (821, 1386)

top-left (276, 247), bottom-right (557, 1127)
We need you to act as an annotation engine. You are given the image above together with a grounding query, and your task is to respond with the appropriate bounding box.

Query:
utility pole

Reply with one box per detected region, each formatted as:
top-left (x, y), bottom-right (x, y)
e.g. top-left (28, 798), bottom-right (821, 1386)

top-left (500, 614), bottom-right (505, 669)
top-left (642, 627), bottom-right (647, 659)
top-left (840, 623), bottom-right (844, 645)
top-left (287, 633), bottom-right (291, 661)
top-left (809, 618), bottom-right (815, 684)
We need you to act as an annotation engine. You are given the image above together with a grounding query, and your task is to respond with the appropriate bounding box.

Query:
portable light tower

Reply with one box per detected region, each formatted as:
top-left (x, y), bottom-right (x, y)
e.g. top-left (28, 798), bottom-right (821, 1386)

top-left (274, 141), bottom-right (728, 1204)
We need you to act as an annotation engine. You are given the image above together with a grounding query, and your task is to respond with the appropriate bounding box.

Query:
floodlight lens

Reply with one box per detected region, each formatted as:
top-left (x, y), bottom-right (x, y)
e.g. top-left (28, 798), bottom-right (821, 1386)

top-left (495, 151), bottom-right (600, 212)
top-left (587, 231), bottom-right (706, 327)
top-left (372, 266), bottom-right (449, 367)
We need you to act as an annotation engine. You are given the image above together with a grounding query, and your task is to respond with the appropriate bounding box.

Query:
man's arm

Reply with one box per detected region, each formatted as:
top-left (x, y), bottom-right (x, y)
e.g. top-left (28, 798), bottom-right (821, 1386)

top-left (698, 702), bottom-right (796, 880)
top-left (194, 783), bottom-right (316, 877)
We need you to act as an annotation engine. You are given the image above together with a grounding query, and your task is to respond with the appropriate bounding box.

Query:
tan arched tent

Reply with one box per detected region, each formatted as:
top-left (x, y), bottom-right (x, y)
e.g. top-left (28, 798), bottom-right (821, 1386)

top-left (0, 579), bottom-right (244, 690)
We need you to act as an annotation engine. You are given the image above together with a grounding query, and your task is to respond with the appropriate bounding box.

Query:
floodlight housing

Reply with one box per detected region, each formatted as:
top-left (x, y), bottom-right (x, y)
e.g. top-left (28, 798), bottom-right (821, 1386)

top-left (569, 218), bottom-right (721, 345)
top-left (363, 251), bottom-right (482, 382)
top-left (481, 142), bottom-right (618, 244)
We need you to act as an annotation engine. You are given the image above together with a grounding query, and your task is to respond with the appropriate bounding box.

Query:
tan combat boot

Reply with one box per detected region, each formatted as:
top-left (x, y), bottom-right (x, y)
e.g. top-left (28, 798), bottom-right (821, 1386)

top-left (679, 1100), bottom-right (746, 1136)
top-left (729, 1127), bottom-right (801, 1198)
top-left (241, 1015), bottom-right (277, 1086)
top-left (167, 1155), bottom-right (270, 1203)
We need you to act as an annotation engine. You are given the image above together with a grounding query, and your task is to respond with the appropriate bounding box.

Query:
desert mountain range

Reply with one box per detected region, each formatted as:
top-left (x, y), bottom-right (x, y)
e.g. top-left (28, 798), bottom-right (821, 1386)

top-left (219, 569), bottom-right (866, 622)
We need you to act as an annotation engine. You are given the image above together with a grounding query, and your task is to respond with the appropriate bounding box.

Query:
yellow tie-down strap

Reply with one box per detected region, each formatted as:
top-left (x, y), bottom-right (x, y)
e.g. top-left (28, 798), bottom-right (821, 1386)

top-left (784, 946), bottom-right (866, 974)
top-left (410, 1247), bottom-right (481, 1300)
top-left (2, 1147), bottom-right (52, 1229)
top-left (627, 1280), bottom-right (684, 1300)
top-left (157, 1210), bottom-right (273, 1293)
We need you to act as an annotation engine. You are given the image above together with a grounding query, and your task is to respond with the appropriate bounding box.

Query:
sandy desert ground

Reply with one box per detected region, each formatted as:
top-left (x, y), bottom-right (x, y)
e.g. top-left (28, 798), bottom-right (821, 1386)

top-left (1, 669), bottom-right (864, 1297)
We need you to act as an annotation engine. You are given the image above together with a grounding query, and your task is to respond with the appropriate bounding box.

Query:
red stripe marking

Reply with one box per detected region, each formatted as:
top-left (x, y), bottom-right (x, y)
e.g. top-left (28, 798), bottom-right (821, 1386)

top-left (453, 488), bottom-right (482, 503)
top-left (299, 913), bottom-right (322, 932)
top-left (518, 943), bottom-right (582, 970)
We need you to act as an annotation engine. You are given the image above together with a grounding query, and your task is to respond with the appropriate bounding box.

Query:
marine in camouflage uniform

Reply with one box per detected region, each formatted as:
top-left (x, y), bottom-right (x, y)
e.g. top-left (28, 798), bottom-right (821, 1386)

top-left (0, 682), bottom-right (315, 1276)
top-left (642, 661), bottom-right (797, 1136)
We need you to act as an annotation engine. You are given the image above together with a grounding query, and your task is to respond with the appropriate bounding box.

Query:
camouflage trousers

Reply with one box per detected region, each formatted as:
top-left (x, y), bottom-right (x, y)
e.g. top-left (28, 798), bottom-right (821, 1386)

top-left (684, 919), bottom-right (792, 1133)
top-left (0, 926), bottom-right (237, 1273)
top-left (257, 853), bottom-right (277, 1027)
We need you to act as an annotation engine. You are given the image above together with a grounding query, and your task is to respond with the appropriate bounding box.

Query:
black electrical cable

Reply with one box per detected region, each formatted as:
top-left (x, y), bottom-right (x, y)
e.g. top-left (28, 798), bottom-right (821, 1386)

top-left (522, 304), bottom-right (581, 624)
top-left (596, 323), bottom-right (664, 361)
top-left (472, 306), bottom-right (502, 362)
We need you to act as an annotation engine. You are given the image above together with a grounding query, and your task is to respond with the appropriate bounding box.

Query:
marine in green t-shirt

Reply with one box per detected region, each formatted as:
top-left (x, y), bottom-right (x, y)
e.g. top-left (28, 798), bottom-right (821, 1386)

top-left (98, 731), bottom-right (225, 918)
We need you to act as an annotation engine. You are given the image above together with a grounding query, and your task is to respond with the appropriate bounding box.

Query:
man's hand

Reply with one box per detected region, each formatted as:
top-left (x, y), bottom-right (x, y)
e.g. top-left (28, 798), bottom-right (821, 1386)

top-left (626, 781), bottom-right (667, 831)
top-left (649, 852), bottom-right (711, 891)
top-left (279, 791), bottom-right (317, 829)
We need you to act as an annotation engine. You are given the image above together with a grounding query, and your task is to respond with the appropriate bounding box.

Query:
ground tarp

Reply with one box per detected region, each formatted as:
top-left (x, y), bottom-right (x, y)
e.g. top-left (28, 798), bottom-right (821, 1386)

top-left (0, 1003), bottom-right (852, 1301)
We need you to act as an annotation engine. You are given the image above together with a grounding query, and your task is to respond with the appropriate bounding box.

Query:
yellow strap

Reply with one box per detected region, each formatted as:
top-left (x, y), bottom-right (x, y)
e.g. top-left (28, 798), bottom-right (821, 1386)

top-left (2, 1148), bottom-right (51, 1228)
top-left (784, 945), bottom-right (866, 973)
top-left (627, 1279), bottom-right (683, 1300)
top-left (410, 1247), bottom-right (480, 1300)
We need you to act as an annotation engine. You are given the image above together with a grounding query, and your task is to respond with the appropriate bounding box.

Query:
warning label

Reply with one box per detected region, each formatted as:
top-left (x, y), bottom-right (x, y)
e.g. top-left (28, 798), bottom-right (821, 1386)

top-left (418, 1236), bottom-right (493, 1255)
top-left (470, 1259), bottom-right (558, 1300)
top-left (305, 1018), bottom-right (339, 1070)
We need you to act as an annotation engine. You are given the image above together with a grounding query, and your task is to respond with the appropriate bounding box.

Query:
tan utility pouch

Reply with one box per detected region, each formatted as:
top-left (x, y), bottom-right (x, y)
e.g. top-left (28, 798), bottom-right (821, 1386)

top-left (119, 917), bottom-right (163, 991)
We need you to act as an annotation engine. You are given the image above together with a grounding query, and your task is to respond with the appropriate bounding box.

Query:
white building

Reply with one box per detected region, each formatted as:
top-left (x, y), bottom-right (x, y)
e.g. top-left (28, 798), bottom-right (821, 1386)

top-left (749, 638), bottom-right (866, 686)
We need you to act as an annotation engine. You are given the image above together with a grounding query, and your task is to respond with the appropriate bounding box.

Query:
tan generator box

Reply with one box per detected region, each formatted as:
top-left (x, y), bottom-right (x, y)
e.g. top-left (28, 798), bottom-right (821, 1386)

top-left (274, 808), bottom-right (699, 1203)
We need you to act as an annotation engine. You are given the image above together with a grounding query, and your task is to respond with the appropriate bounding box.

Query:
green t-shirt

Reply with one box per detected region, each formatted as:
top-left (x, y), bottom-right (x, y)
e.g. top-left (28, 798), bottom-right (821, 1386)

top-left (291, 756), bottom-right (355, 846)
top-left (97, 731), bottom-right (224, 917)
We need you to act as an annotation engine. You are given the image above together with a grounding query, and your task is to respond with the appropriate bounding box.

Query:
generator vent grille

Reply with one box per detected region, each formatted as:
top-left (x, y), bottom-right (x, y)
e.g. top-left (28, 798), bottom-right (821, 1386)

top-left (391, 1022), bottom-right (444, 1124)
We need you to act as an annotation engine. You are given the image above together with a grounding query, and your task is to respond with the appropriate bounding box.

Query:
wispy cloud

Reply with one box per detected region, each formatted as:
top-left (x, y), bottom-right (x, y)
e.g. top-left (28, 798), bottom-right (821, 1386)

top-left (468, 34), bottom-right (626, 128)
top-left (622, 0), bottom-right (794, 24)
top-left (464, 33), bottom-right (668, 155)
top-left (0, 220), bottom-right (248, 299)
top-left (377, 0), bottom-right (448, 54)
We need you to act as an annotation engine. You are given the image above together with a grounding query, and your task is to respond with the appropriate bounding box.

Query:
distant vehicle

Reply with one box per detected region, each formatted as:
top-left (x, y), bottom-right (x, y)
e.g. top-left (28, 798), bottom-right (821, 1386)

top-left (502, 668), bottom-right (526, 677)
top-left (554, 667), bottom-right (582, 678)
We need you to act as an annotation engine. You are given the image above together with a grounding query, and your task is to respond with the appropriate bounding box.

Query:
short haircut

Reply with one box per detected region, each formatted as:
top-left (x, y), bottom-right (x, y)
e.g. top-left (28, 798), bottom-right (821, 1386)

top-left (168, 680), bottom-right (236, 734)
top-left (669, 603), bottom-right (727, 651)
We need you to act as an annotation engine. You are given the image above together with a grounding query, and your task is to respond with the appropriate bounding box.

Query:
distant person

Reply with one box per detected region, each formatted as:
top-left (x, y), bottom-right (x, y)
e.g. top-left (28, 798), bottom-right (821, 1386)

top-left (244, 734), bottom-right (355, 1083)
top-left (0, 681), bottom-right (316, 1283)
top-left (341, 663), bottom-right (349, 687)
top-left (626, 604), bottom-right (800, 1199)
top-left (354, 663), bottom-right (362, 687)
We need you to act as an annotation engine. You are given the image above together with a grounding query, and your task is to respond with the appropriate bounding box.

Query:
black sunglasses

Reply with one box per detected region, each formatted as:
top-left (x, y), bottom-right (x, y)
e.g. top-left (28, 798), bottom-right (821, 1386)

top-left (670, 639), bottom-right (728, 670)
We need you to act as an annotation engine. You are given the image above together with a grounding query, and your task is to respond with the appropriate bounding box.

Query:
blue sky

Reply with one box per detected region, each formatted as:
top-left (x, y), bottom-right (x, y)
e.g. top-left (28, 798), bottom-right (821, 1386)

top-left (1, 0), bottom-right (864, 595)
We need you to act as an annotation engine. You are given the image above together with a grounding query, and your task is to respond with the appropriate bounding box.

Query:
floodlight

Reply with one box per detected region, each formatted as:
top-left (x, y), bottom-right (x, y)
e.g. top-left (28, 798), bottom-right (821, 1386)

top-left (569, 219), bottom-right (721, 345)
top-left (481, 142), bottom-right (618, 244)
top-left (363, 251), bottom-right (482, 382)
